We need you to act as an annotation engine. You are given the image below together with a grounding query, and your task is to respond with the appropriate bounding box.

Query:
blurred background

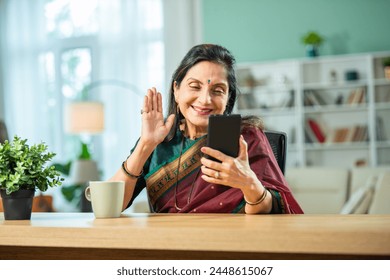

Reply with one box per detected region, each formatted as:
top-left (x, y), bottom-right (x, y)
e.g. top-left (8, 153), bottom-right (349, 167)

top-left (1, 0), bottom-right (389, 213)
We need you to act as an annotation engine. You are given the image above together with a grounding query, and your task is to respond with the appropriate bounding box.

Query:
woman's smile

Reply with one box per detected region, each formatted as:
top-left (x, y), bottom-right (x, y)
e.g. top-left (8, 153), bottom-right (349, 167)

top-left (191, 105), bottom-right (213, 116)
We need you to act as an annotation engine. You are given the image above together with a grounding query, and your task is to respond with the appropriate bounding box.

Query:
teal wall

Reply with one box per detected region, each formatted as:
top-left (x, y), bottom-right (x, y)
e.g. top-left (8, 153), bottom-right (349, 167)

top-left (202, 0), bottom-right (390, 63)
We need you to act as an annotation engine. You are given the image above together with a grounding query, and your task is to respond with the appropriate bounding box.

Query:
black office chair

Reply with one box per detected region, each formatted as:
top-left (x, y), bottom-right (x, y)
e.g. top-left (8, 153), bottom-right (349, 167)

top-left (264, 130), bottom-right (287, 174)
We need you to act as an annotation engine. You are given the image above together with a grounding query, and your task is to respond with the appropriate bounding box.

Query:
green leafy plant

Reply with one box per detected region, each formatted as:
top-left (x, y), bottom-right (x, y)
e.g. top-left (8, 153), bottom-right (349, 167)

top-left (383, 57), bottom-right (390, 67)
top-left (51, 161), bottom-right (84, 203)
top-left (0, 136), bottom-right (64, 195)
top-left (301, 31), bottom-right (324, 46)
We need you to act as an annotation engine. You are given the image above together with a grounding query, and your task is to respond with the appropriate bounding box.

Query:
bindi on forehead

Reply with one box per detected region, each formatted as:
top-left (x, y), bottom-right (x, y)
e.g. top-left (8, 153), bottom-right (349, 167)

top-left (207, 79), bottom-right (211, 84)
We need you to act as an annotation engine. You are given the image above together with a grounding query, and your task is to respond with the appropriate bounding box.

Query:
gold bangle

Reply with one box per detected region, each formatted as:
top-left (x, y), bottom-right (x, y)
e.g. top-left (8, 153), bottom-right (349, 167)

top-left (244, 188), bottom-right (268, 206)
top-left (121, 161), bottom-right (143, 179)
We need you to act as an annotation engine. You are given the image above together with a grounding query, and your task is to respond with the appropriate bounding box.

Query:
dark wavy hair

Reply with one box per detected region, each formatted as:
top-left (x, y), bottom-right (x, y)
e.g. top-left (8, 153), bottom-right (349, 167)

top-left (165, 44), bottom-right (238, 141)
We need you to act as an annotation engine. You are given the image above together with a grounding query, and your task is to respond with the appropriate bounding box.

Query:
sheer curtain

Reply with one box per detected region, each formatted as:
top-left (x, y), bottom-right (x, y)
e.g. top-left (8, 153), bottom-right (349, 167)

top-left (99, 0), bottom-right (203, 180)
top-left (97, 0), bottom-right (165, 180)
top-left (0, 0), bottom-right (201, 211)
top-left (0, 0), bottom-right (51, 145)
top-left (97, 0), bottom-right (202, 212)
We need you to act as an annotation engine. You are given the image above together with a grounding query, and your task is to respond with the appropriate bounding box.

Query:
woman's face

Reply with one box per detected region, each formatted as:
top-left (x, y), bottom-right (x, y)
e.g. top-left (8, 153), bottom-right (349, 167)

top-left (174, 61), bottom-right (229, 136)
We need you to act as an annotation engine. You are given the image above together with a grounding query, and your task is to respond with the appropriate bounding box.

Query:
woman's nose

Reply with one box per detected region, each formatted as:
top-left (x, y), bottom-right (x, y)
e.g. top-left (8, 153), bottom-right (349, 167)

top-left (198, 88), bottom-right (212, 104)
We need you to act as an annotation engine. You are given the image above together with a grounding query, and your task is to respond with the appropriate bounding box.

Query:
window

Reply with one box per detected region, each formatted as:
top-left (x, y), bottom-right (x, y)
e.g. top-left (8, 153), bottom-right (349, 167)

top-left (60, 48), bottom-right (92, 99)
top-left (45, 0), bottom-right (99, 38)
top-left (40, 0), bottom-right (166, 166)
top-left (2, 0), bottom-right (165, 211)
top-left (1, 0), bottom-right (200, 212)
top-left (43, 0), bottom-right (101, 161)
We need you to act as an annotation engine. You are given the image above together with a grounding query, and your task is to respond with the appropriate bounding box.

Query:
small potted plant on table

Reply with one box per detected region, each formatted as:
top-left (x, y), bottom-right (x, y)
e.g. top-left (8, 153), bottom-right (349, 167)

top-left (0, 136), bottom-right (63, 220)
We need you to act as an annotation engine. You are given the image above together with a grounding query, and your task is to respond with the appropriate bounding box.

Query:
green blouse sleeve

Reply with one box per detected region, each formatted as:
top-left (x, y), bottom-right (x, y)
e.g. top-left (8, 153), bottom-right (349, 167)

top-left (124, 138), bottom-right (151, 209)
top-left (268, 189), bottom-right (285, 214)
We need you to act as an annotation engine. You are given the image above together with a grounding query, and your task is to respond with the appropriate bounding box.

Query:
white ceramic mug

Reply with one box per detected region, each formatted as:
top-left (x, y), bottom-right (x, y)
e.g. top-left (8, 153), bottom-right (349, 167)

top-left (85, 181), bottom-right (125, 218)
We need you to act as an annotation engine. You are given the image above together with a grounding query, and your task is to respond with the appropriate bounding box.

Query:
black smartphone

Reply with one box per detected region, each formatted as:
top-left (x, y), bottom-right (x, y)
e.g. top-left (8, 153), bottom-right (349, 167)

top-left (207, 114), bottom-right (241, 161)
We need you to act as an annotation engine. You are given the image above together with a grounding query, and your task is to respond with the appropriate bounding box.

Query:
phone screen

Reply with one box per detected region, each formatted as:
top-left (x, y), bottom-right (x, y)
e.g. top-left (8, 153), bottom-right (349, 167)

top-left (207, 114), bottom-right (241, 161)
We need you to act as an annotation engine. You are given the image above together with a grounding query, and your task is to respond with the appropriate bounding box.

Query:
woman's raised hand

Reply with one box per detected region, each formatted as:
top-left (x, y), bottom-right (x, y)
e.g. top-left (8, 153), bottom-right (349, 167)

top-left (140, 87), bottom-right (175, 147)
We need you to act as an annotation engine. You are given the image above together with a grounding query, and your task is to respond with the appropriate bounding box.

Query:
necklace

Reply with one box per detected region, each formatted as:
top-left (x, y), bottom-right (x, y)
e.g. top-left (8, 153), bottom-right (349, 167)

top-left (174, 134), bottom-right (202, 211)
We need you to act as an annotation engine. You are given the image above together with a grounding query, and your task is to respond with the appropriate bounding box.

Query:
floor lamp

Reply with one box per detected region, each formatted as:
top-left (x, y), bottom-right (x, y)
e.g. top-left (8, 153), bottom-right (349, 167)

top-left (64, 80), bottom-right (143, 211)
top-left (64, 101), bottom-right (104, 211)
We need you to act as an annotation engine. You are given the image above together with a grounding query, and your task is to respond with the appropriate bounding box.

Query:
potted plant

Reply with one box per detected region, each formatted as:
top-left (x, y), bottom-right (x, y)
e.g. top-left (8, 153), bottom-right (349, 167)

top-left (301, 31), bottom-right (324, 57)
top-left (0, 136), bottom-right (64, 220)
top-left (51, 160), bottom-right (91, 211)
top-left (383, 57), bottom-right (390, 80)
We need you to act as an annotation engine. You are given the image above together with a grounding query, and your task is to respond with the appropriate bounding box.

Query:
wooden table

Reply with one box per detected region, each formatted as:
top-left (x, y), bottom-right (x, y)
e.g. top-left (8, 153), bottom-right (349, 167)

top-left (0, 213), bottom-right (389, 259)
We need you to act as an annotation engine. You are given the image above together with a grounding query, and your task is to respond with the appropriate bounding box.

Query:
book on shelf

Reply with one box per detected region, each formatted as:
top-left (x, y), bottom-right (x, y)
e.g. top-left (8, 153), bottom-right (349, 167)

top-left (304, 92), bottom-right (317, 107)
top-left (347, 126), bottom-right (367, 142)
top-left (376, 116), bottom-right (387, 141)
top-left (346, 87), bottom-right (365, 105)
top-left (311, 91), bottom-right (328, 105)
top-left (306, 118), bottom-right (326, 143)
top-left (335, 127), bottom-right (350, 143)
top-left (326, 125), bottom-right (368, 143)
top-left (304, 90), bottom-right (328, 107)
top-left (356, 125), bottom-right (368, 142)
top-left (352, 125), bottom-right (367, 142)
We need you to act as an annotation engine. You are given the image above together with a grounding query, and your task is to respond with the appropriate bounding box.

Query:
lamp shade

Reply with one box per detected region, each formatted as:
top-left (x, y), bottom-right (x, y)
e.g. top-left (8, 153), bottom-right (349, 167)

top-left (65, 101), bottom-right (104, 134)
top-left (69, 159), bottom-right (100, 184)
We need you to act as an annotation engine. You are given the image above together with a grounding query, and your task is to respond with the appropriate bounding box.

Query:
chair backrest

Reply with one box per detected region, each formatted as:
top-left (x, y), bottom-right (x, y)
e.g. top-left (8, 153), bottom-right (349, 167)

top-left (264, 130), bottom-right (287, 174)
top-left (0, 120), bottom-right (9, 143)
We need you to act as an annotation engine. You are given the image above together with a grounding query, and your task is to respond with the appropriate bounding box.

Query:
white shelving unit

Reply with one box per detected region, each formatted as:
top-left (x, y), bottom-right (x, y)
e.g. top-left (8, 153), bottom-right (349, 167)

top-left (235, 51), bottom-right (390, 168)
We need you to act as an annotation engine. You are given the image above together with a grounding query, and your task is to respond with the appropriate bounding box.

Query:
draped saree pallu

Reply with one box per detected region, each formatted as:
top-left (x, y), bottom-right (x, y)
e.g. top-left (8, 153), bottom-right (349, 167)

top-left (145, 136), bottom-right (246, 213)
top-left (139, 127), bottom-right (303, 214)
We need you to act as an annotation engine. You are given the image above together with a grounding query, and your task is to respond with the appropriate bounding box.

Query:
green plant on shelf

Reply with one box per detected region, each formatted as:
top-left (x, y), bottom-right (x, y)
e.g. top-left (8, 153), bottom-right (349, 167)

top-left (382, 57), bottom-right (390, 67)
top-left (301, 31), bottom-right (324, 46)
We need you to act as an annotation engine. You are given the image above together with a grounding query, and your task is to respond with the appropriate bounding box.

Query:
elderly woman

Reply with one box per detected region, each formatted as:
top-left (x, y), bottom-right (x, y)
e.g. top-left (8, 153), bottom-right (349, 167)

top-left (110, 44), bottom-right (303, 214)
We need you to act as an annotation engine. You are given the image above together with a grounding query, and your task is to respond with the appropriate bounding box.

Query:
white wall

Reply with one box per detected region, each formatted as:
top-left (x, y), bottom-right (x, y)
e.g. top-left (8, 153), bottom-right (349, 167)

top-left (163, 0), bottom-right (203, 94)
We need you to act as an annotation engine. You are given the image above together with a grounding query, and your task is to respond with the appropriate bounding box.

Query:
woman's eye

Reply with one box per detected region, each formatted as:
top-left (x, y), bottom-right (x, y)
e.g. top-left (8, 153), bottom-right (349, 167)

top-left (189, 84), bottom-right (200, 90)
top-left (213, 88), bottom-right (225, 94)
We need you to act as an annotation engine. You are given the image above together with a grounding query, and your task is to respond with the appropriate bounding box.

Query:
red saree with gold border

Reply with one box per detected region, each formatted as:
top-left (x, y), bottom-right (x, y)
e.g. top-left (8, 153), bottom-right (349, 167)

top-left (129, 127), bottom-right (303, 214)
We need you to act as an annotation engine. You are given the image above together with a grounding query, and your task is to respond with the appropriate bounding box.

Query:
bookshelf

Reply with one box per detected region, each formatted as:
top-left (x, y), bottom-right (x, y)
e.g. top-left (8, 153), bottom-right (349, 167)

top-left (235, 51), bottom-right (390, 168)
